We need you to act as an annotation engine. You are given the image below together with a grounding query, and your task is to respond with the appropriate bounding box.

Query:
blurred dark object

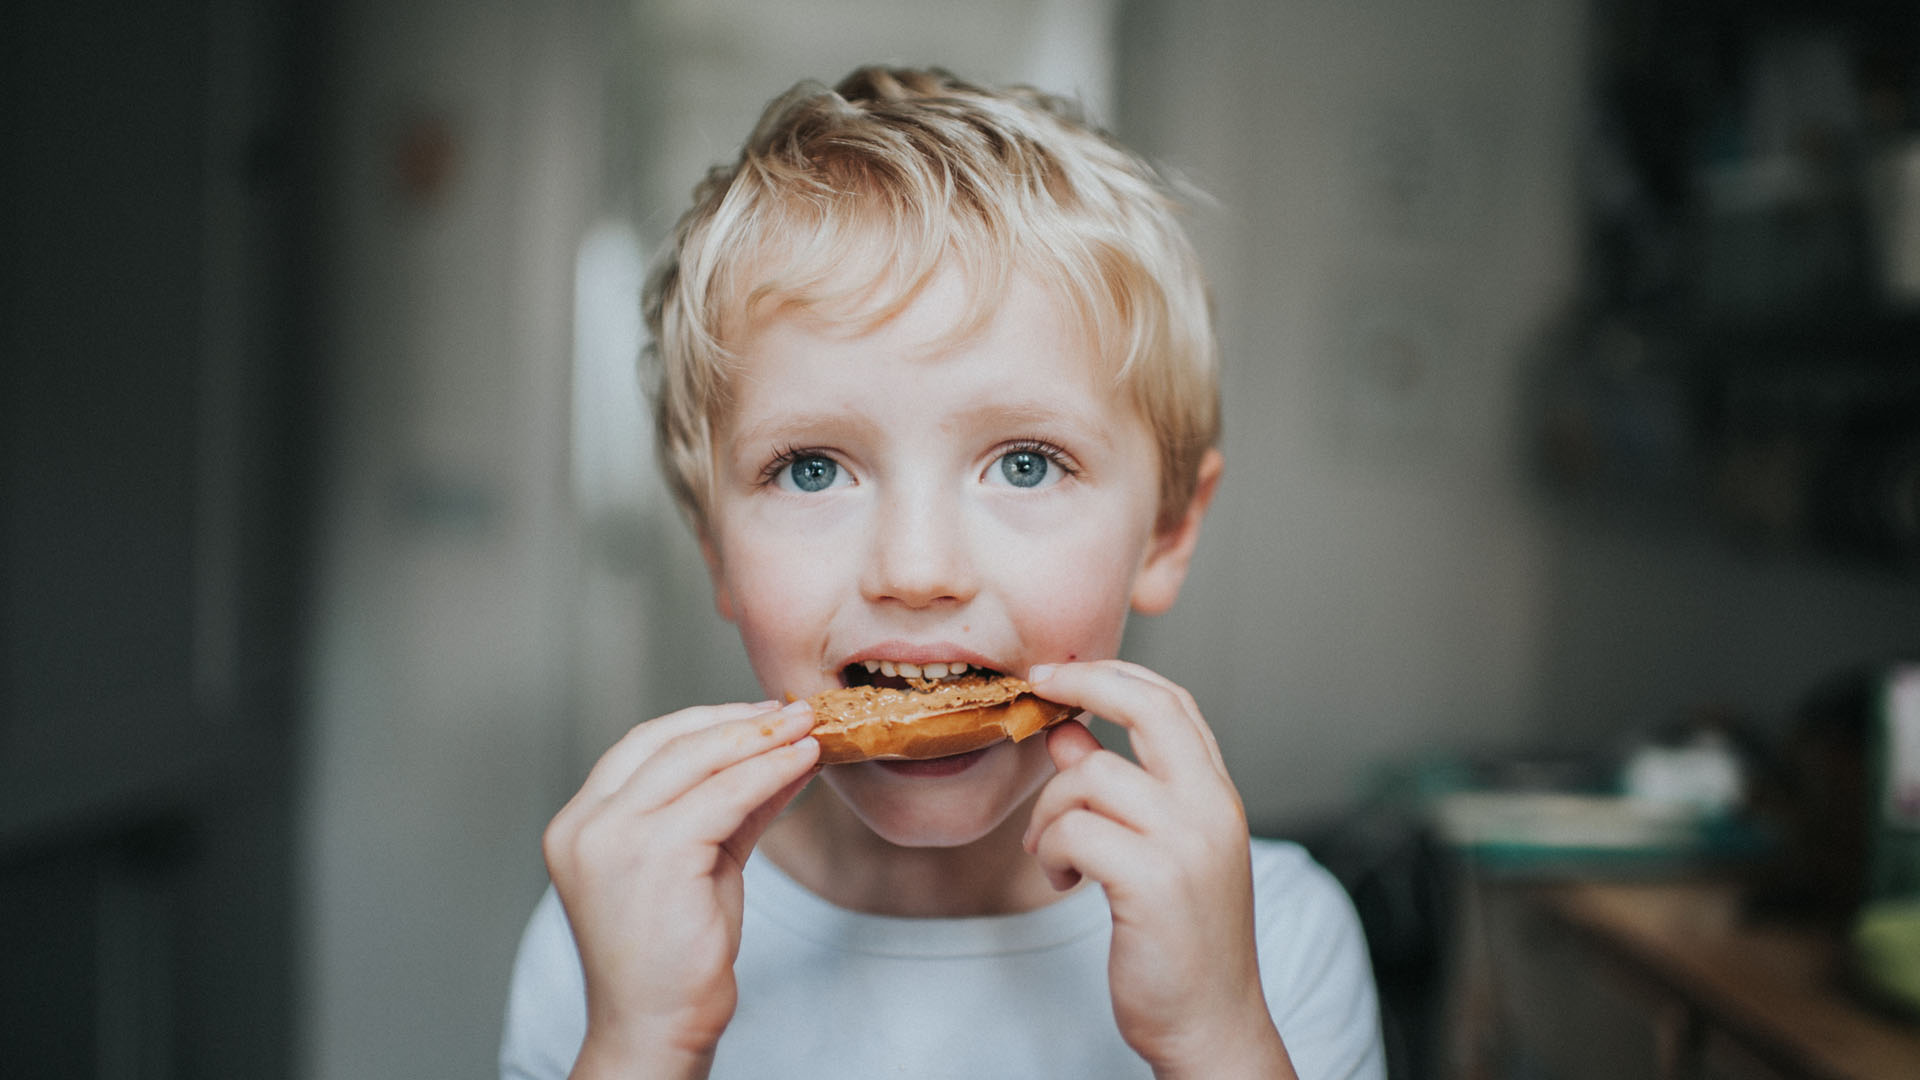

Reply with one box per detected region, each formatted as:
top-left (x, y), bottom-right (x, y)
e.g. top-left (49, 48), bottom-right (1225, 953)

top-left (1748, 662), bottom-right (1920, 929)
top-left (1296, 804), bottom-right (1452, 1080)
top-left (1, 0), bottom-right (324, 1075)
top-left (0, 822), bottom-right (191, 1077)
top-left (393, 109), bottom-right (461, 207)
top-left (1533, 0), bottom-right (1920, 572)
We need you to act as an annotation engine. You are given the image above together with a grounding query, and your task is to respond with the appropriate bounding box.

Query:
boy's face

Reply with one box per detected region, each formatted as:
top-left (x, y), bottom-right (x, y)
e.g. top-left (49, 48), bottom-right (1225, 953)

top-left (703, 265), bottom-right (1206, 847)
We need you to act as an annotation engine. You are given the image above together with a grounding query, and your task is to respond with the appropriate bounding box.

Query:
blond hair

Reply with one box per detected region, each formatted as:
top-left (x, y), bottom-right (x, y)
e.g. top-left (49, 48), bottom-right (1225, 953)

top-left (645, 65), bottom-right (1219, 533)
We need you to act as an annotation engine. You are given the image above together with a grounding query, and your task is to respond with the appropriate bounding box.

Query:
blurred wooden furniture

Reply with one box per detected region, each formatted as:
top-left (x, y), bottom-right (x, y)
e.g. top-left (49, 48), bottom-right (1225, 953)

top-left (1449, 876), bottom-right (1920, 1080)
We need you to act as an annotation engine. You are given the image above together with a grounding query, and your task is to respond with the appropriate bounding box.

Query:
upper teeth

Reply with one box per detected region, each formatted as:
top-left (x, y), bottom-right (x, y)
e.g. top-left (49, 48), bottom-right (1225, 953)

top-left (861, 659), bottom-right (969, 679)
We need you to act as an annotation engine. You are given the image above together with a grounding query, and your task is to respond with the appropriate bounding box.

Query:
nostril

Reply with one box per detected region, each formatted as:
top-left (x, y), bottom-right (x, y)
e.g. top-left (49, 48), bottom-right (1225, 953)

top-left (862, 505), bottom-right (975, 608)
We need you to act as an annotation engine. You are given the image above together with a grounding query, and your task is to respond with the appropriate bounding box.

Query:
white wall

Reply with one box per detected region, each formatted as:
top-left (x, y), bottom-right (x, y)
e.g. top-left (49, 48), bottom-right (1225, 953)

top-left (1526, 521), bottom-right (1920, 747)
top-left (299, 0), bottom-right (604, 1076)
top-left (1115, 0), bottom-right (1589, 826)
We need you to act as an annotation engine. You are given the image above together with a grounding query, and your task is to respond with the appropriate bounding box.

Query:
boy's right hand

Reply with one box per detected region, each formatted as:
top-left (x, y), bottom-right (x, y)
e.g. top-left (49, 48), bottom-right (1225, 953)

top-left (541, 699), bottom-right (819, 1079)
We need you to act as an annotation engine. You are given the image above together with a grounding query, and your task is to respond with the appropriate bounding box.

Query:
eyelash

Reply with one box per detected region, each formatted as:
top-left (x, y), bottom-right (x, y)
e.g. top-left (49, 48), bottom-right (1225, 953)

top-left (758, 443), bottom-right (832, 486)
top-left (997, 438), bottom-right (1079, 479)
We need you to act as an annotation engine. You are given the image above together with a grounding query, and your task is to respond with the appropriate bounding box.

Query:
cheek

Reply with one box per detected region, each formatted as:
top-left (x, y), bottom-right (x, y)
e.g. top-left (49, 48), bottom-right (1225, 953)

top-left (716, 525), bottom-right (850, 667)
top-left (718, 500), bottom-right (858, 602)
top-left (986, 508), bottom-right (1149, 653)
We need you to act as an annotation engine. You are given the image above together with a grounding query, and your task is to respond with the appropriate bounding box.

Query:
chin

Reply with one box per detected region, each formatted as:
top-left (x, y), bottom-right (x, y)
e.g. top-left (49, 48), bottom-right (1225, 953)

top-left (820, 739), bottom-right (1052, 849)
top-left (852, 805), bottom-right (1008, 849)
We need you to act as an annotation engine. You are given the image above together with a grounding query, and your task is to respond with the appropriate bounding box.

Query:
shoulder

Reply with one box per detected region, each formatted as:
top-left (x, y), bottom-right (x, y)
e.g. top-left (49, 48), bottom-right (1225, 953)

top-left (1247, 837), bottom-right (1362, 929)
top-left (499, 888), bottom-right (586, 1080)
top-left (1246, 837), bottom-right (1387, 1080)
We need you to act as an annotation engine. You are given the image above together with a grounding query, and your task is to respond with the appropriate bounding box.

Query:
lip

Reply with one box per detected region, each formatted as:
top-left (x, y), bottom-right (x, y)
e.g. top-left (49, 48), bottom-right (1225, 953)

top-left (832, 641), bottom-right (1011, 681)
top-left (871, 745), bottom-right (995, 778)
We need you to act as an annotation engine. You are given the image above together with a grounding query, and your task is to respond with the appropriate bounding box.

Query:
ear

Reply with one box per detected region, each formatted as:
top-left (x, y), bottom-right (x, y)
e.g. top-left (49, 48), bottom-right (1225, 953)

top-left (1131, 447), bottom-right (1224, 616)
top-left (699, 531), bottom-right (739, 624)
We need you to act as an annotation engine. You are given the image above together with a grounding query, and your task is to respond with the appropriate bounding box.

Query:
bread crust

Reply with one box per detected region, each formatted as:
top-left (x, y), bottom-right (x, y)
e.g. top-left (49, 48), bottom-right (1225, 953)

top-left (806, 675), bottom-right (1075, 764)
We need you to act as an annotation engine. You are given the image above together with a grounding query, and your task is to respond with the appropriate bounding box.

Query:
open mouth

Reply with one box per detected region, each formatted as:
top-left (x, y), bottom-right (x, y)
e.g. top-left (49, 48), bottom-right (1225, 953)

top-left (808, 657), bottom-right (1066, 767)
top-left (839, 659), bottom-right (1006, 693)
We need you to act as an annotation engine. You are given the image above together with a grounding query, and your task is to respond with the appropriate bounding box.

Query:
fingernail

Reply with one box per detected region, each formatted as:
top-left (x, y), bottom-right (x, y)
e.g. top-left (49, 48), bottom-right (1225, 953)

top-left (753, 699), bottom-right (780, 709)
top-left (1028, 664), bottom-right (1056, 682)
top-left (780, 699), bottom-right (812, 716)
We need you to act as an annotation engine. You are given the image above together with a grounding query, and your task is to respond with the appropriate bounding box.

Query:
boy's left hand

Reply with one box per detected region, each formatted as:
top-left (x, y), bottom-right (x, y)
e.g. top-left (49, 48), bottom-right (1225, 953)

top-left (1021, 660), bottom-right (1297, 1080)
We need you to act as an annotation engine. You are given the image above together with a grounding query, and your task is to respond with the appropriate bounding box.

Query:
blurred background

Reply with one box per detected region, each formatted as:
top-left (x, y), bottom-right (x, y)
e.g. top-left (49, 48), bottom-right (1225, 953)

top-left (5, 0), bottom-right (1919, 1077)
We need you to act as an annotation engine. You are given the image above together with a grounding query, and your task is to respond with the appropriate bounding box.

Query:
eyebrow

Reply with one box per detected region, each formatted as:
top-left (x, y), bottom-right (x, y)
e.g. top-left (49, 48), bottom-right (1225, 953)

top-left (942, 400), bottom-right (1116, 451)
top-left (728, 407), bottom-right (876, 455)
top-left (724, 398), bottom-right (1117, 465)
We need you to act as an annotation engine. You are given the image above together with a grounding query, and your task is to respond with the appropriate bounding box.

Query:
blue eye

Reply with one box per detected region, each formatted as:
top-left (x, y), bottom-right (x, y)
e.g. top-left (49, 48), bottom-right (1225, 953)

top-left (999, 450), bottom-right (1049, 488)
top-left (787, 455), bottom-right (838, 493)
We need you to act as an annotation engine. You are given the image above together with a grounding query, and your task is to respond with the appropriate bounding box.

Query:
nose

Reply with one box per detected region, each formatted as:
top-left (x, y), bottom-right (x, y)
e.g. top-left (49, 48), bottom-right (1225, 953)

top-left (861, 486), bottom-right (976, 609)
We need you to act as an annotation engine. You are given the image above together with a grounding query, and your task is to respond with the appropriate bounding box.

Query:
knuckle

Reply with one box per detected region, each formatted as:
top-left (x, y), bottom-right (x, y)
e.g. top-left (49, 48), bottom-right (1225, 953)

top-left (1076, 747), bottom-right (1129, 784)
top-left (1031, 785), bottom-right (1070, 827)
top-left (542, 814), bottom-right (607, 876)
top-left (571, 812), bottom-right (640, 865)
top-left (542, 801), bottom-right (584, 848)
top-left (539, 822), bottom-right (571, 869)
top-left (618, 713), bottom-right (671, 751)
top-left (1056, 806), bottom-right (1099, 842)
top-left (1205, 784), bottom-right (1249, 831)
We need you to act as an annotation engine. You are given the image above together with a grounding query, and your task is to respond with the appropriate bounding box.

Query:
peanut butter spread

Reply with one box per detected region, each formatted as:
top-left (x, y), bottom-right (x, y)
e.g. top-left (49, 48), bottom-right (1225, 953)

top-left (807, 674), bottom-right (1032, 727)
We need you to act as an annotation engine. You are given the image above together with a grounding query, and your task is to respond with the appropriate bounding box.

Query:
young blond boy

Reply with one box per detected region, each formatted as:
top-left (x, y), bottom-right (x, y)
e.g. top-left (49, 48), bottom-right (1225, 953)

top-left (502, 66), bottom-right (1384, 1079)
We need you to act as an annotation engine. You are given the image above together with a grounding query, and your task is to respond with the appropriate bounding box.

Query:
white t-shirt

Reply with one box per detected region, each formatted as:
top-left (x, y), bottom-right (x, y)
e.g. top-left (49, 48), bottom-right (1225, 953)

top-left (500, 838), bottom-right (1385, 1079)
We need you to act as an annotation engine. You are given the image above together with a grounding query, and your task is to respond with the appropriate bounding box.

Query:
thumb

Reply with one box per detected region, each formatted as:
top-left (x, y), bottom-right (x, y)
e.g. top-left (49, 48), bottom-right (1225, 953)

top-left (1045, 719), bottom-right (1101, 771)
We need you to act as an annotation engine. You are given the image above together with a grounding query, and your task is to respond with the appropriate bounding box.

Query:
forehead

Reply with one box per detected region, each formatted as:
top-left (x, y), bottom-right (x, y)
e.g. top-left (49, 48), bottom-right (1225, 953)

top-left (740, 263), bottom-right (1086, 380)
top-left (753, 265), bottom-right (1067, 365)
top-left (711, 195), bottom-right (1125, 376)
top-left (720, 265), bottom-right (1140, 443)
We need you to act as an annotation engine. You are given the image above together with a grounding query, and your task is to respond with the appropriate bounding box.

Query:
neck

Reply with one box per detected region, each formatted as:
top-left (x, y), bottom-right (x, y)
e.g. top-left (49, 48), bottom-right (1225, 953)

top-left (760, 784), bottom-right (1076, 917)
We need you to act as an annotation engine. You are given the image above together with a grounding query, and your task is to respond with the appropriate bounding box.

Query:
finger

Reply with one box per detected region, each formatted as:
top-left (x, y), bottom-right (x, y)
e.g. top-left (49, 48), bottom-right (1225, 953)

top-left (1022, 746), bottom-right (1166, 855)
top-left (1092, 662), bottom-right (1229, 774)
top-left (1045, 718), bottom-right (1102, 771)
top-left (550, 705), bottom-right (769, 853)
top-left (659, 735), bottom-right (820, 851)
top-left (723, 763), bottom-right (821, 865)
top-left (1027, 661), bottom-right (1219, 782)
top-left (1031, 806), bottom-right (1142, 893)
top-left (546, 728), bottom-right (814, 887)
top-left (1074, 660), bottom-right (1227, 774)
top-left (609, 700), bottom-right (815, 815)
top-left (568, 700), bottom-right (780, 811)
